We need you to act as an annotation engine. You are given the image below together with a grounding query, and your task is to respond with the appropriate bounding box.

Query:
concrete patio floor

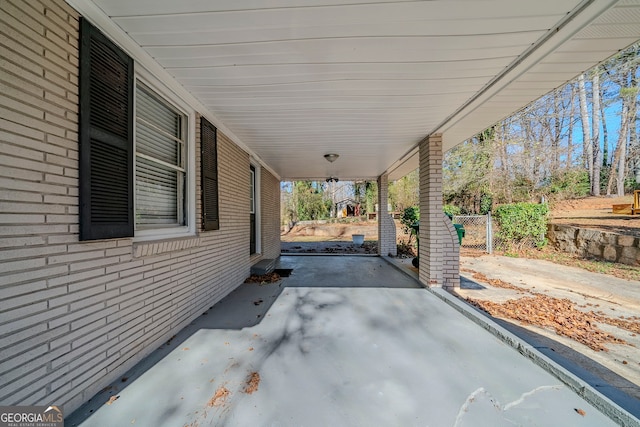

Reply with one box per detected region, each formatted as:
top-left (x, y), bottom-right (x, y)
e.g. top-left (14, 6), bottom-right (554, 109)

top-left (68, 256), bottom-right (630, 426)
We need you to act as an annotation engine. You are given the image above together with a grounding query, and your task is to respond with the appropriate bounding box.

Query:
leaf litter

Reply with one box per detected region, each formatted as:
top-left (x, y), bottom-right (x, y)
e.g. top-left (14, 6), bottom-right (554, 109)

top-left (465, 269), bottom-right (640, 352)
top-left (244, 372), bottom-right (261, 394)
top-left (244, 272), bottom-right (281, 284)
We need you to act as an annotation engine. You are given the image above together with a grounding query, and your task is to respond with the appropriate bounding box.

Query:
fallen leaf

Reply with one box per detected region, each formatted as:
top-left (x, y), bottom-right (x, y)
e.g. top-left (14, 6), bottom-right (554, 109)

top-left (208, 387), bottom-right (230, 407)
top-left (575, 408), bottom-right (586, 416)
top-left (106, 395), bottom-right (119, 405)
top-left (244, 372), bottom-right (261, 394)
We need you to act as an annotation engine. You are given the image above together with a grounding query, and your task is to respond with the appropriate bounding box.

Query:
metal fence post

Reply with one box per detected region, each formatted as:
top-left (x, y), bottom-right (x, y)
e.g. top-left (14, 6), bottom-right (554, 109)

top-left (487, 211), bottom-right (493, 254)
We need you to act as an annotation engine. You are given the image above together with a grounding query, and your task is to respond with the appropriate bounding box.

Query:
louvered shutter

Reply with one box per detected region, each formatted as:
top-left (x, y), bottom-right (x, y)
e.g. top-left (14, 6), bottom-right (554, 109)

top-left (201, 118), bottom-right (220, 231)
top-left (79, 18), bottom-right (134, 240)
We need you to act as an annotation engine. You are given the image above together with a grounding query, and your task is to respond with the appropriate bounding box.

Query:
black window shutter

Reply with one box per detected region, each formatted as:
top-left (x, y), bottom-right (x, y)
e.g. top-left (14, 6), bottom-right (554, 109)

top-left (79, 18), bottom-right (134, 240)
top-left (201, 118), bottom-right (220, 231)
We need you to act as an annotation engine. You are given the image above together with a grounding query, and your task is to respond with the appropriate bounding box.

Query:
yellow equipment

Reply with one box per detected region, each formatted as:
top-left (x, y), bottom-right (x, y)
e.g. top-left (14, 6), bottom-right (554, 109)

top-left (613, 190), bottom-right (640, 215)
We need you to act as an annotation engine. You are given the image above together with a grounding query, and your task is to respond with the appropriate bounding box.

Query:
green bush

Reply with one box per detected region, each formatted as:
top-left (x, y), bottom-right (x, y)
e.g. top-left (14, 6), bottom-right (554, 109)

top-left (494, 203), bottom-right (549, 249)
top-left (479, 193), bottom-right (493, 215)
top-left (443, 204), bottom-right (461, 217)
top-left (400, 206), bottom-right (419, 245)
top-left (546, 169), bottom-right (590, 199)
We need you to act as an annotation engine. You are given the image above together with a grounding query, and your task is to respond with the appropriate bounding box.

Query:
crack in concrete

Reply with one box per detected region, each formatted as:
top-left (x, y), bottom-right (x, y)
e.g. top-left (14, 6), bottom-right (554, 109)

top-left (454, 385), bottom-right (564, 426)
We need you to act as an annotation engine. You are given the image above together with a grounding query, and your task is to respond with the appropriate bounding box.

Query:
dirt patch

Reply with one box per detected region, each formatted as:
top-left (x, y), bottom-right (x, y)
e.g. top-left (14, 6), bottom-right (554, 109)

top-left (550, 196), bottom-right (640, 237)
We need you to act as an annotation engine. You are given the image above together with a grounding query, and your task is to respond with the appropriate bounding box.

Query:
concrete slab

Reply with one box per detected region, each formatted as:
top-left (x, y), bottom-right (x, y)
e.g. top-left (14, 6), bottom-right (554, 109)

top-left (68, 256), bottom-right (625, 427)
top-left (457, 255), bottom-right (640, 411)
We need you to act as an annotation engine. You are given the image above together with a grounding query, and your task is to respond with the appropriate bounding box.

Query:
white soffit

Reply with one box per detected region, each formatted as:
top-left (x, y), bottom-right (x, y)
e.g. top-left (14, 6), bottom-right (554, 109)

top-left (79, 0), bottom-right (640, 181)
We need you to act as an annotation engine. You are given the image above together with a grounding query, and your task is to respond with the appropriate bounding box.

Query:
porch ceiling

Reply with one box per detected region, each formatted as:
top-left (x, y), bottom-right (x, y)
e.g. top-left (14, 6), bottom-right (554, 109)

top-left (73, 0), bottom-right (640, 181)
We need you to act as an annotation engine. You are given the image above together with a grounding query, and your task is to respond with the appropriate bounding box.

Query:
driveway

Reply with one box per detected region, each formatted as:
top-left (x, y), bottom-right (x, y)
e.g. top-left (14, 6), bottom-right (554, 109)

top-left (68, 256), bottom-right (626, 426)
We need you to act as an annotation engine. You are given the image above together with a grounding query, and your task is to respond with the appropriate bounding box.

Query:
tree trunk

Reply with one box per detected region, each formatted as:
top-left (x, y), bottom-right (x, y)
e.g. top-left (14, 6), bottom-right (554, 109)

top-left (607, 101), bottom-right (629, 195)
top-left (600, 85), bottom-right (609, 166)
top-left (629, 70), bottom-right (639, 183)
top-left (551, 90), bottom-right (564, 174)
top-left (498, 122), bottom-right (512, 203)
top-left (591, 71), bottom-right (602, 196)
top-left (566, 83), bottom-right (576, 169)
top-left (578, 74), bottom-right (594, 187)
top-left (616, 128), bottom-right (627, 197)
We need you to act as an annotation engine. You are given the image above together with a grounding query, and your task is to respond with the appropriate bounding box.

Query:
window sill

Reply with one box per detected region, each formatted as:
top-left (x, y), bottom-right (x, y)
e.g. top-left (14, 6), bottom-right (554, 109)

top-left (133, 235), bottom-right (200, 258)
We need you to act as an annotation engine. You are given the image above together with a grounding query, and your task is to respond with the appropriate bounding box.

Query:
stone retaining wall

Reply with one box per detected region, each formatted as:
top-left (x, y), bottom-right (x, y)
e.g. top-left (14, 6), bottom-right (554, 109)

top-left (547, 223), bottom-right (640, 266)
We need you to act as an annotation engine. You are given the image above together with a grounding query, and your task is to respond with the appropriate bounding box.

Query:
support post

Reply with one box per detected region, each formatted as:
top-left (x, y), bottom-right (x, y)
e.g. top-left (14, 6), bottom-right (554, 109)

top-left (417, 134), bottom-right (460, 289)
top-left (377, 174), bottom-right (397, 257)
top-left (418, 135), bottom-right (444, 286)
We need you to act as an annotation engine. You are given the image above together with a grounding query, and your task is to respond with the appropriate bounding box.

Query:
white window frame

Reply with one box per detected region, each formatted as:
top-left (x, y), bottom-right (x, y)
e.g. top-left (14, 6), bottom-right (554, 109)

top-left (134, 67), bottom-right (196, 241)
top-left (249, 168), bottom-right (255, 215)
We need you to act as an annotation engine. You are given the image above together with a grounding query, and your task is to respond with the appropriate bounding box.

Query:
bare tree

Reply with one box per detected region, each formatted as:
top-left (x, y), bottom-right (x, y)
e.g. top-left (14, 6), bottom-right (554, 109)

top-left (440, 41), bottom-right (640, 206)
top-left (566, 82), bottom-right (577, 170)
top-left (591, 69), bottom-right (602, 195)
top-left (605, 53), bottom-right (639, 195)
top-left (578, 74), bottom-right (594, 184)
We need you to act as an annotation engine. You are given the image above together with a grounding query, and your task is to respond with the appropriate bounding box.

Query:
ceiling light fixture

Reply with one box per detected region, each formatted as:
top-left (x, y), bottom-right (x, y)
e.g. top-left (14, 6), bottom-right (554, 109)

top-left (324, 153), bottom-right (339, 163)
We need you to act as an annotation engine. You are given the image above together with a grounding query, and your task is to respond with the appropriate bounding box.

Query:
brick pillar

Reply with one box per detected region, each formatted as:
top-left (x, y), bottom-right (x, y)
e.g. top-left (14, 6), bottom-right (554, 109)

top-left (419, 134), bottom-right (444, 287)
top-left (378, 174), bottom-right (397, 256)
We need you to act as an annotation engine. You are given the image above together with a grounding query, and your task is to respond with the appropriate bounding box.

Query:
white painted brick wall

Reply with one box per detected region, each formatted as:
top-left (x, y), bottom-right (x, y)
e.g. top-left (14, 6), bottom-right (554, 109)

top-left (0, 0), bottom-right (282, 414)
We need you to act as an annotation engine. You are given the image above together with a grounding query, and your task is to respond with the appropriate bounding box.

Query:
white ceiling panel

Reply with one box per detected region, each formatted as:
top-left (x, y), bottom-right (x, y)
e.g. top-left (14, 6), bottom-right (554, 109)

top-left (71, 0), bottom-right (640, 180)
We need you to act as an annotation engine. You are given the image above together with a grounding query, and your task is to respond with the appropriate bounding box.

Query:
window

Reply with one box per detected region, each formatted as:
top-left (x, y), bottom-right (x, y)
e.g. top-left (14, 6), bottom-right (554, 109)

top-left (79, 19), bottom-right (197, 241)
top-left (135, 83), bottom-right (186, 229)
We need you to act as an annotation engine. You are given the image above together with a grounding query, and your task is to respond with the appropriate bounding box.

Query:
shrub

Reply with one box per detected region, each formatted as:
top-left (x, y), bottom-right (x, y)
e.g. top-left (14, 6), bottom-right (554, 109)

top-left (400, 206), bottom-right (419, 245)
top-left (494, 202), bottom-right (549, 250)
top-left (443, 204), bottom-right (461, 217)
top-left (545, 169), bottom-right (590, 199)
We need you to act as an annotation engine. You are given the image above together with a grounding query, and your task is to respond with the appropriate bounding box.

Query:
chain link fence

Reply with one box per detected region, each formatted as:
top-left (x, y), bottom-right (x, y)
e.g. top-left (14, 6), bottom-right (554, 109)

top-left (452, 214), bottom-right (537, 253)
top-left (453, 215), bottom-right (492, 253)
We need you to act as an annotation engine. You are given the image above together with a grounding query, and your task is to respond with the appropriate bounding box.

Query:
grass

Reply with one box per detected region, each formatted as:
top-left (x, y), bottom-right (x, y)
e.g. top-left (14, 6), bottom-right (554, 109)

top-left (515, 247), bottom-right (640, 281)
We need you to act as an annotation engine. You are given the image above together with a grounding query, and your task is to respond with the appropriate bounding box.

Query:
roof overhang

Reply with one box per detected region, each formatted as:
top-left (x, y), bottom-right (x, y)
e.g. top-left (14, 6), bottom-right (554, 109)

top-left (67, 0), bottom-right (640, 181)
